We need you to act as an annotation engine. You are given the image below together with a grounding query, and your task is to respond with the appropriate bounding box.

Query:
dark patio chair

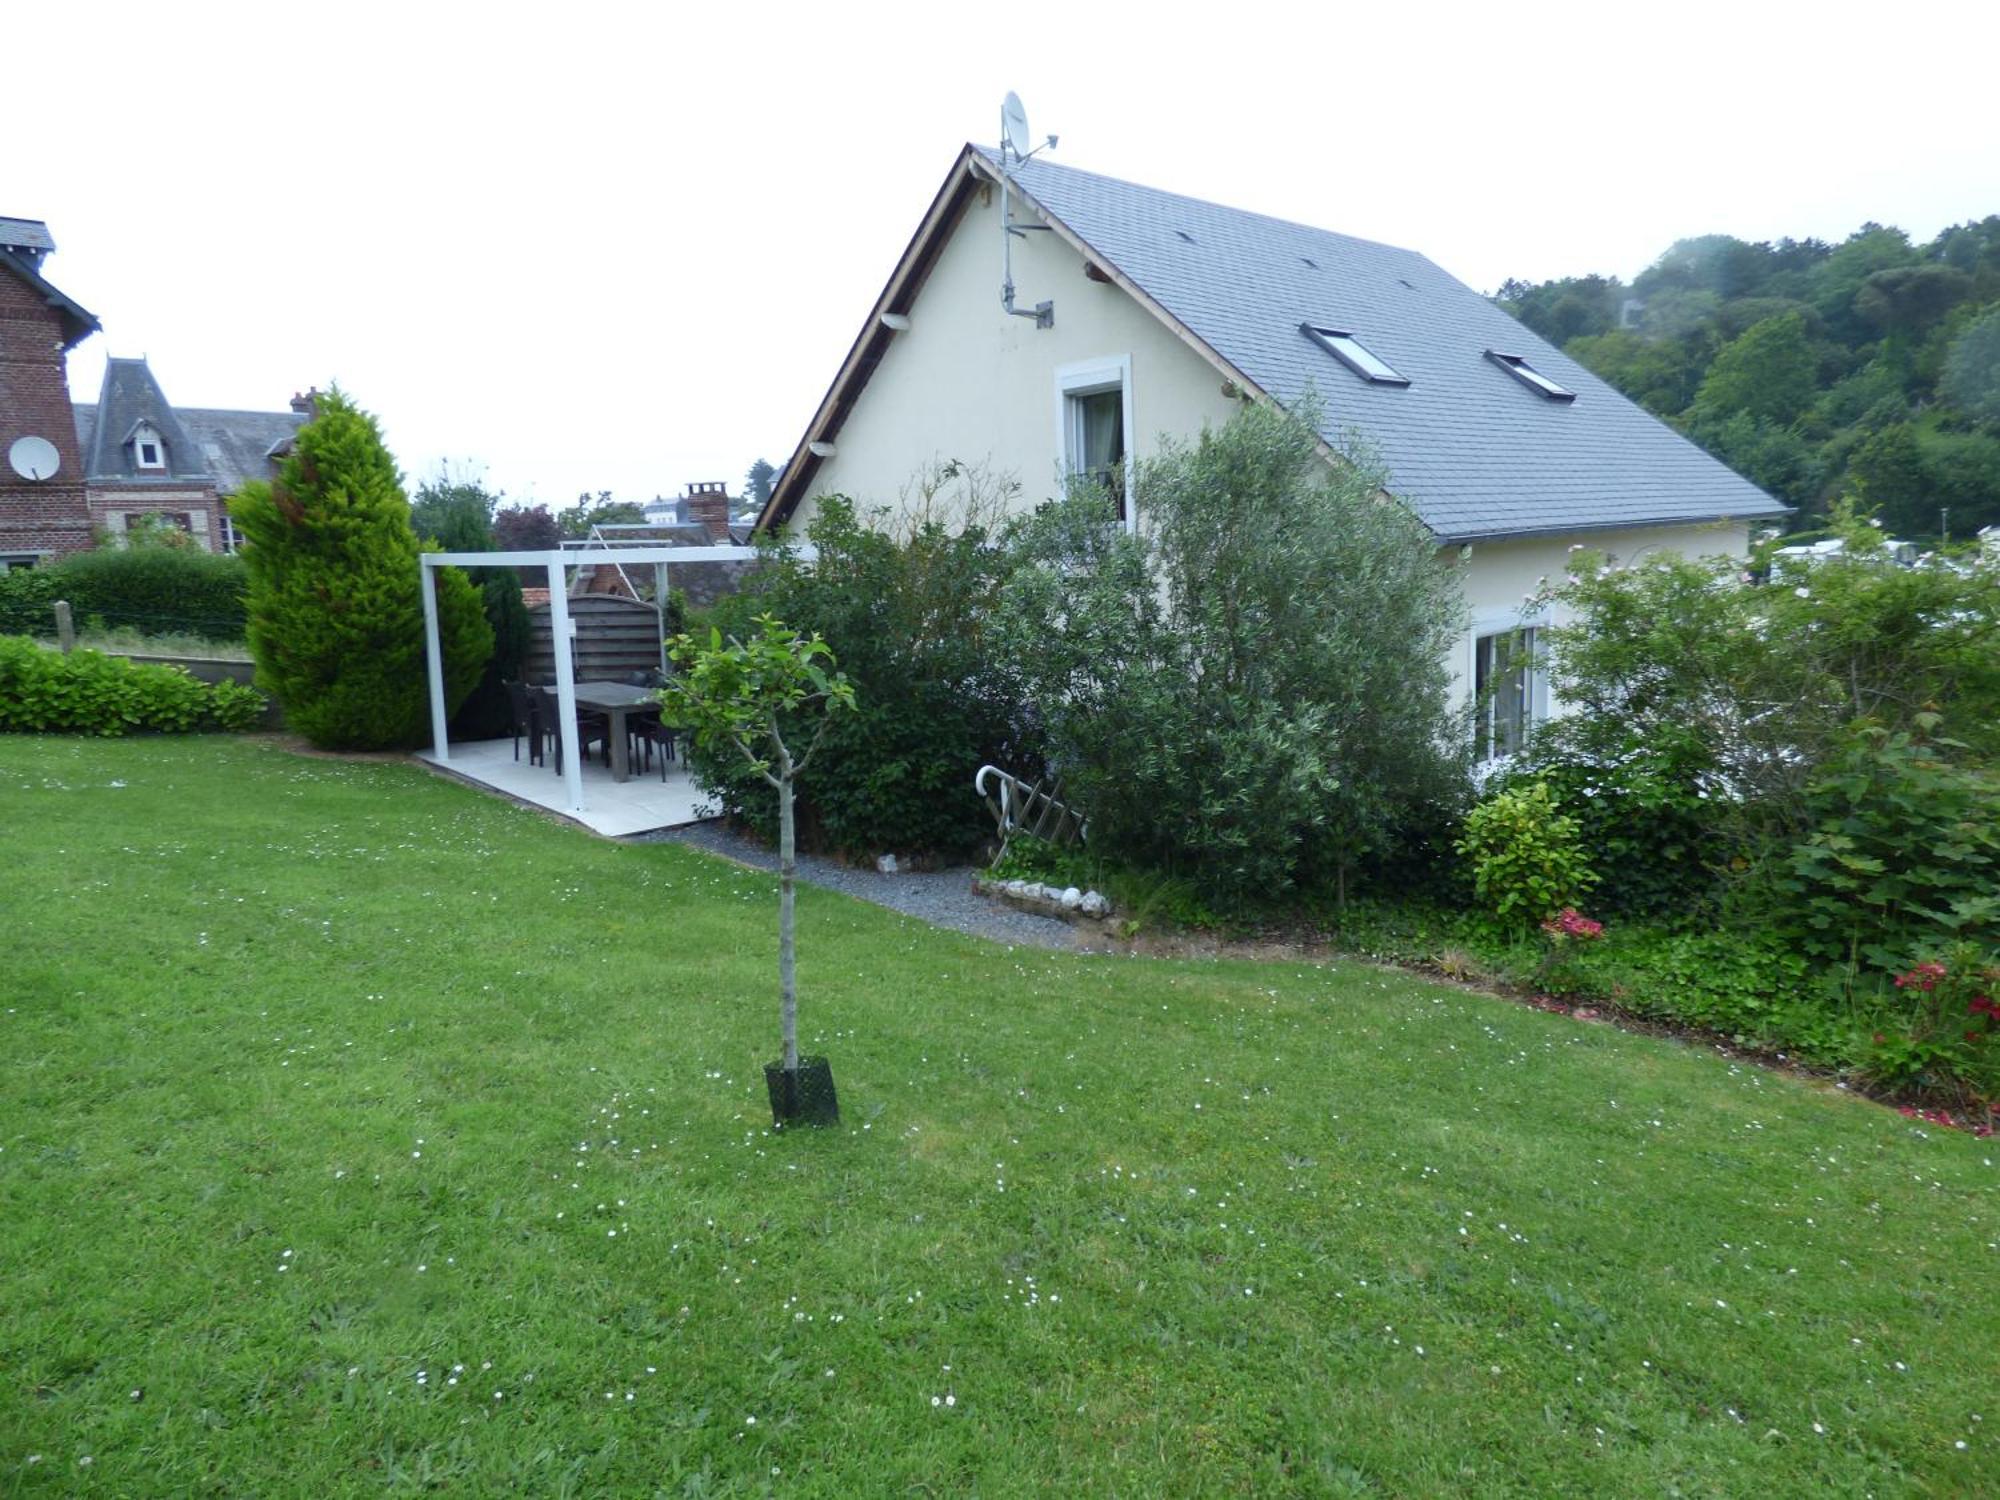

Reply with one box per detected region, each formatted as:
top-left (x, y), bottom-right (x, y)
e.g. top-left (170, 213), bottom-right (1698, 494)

top-left (503, 680), bottom-right (543, 765)
top-left (533, 686), bottom-right (611, 774)
top-left (632, 714), bottom-right (677, 781)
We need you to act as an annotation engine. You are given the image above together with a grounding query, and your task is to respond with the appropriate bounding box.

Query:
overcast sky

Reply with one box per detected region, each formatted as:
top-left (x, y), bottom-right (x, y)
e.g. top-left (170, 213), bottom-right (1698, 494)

top-left (11, 2), bottom-right (1995, 512)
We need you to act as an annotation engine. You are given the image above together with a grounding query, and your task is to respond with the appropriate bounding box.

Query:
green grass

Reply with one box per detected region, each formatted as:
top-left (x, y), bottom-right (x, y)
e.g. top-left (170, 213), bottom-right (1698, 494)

top-left (2, 737), bottom-right (1995, 1497)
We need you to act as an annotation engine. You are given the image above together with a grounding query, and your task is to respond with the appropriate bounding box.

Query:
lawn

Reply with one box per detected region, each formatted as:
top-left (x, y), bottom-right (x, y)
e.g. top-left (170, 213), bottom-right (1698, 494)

top-left (1, 736), bottom-right (1995, 1497)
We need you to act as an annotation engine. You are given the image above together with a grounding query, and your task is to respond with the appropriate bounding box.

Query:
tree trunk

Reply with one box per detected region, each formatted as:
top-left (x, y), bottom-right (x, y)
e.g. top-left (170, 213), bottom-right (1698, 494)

top-left (777, 744), bottom-right (799, 1073)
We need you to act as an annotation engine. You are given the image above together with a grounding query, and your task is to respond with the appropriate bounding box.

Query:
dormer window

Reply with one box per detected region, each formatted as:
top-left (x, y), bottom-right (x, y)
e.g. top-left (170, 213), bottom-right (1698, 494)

top-left (133, 423), bottom-right (166, 470)
top-left (1486, 350), bottom-right (1576, 402)
top-left (1302, 325), bottom-right (1409, 386)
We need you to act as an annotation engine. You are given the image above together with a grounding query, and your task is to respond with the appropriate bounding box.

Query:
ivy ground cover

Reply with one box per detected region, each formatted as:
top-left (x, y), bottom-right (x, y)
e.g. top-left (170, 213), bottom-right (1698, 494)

top-left (1, 737), bottom-right (1995, 1496)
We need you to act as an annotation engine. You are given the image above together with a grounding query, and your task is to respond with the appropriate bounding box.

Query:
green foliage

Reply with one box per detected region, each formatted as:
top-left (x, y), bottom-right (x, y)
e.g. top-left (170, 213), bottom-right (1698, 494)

top-left (558, 492), bottom-right (647, 539)
top-left (1455, 782), bottom-right (1598, 929)
top-left (1781, 724), bottom-right (2000, 980)
top-left (1502, 213), bottom-right (2000, 536)
top-left (0, 637), bottom-right (265, 734)
top-left (1693, 312), bottom-right (1819, 425)
top-left (231, 389), bottom-right (492, 750)
top-left (1498, 723), bottom-right (1721, 919)
top-left (1546, 516), bottom-right (2000, 813)
top-left (1857, 946), bottom-right (2000, 1103)
top-left (660, 615), bottom-right (855, 776)
top-left (744, 458), bottom-right (776, 506)
top-left (1000, 398), bottom-right (1468, 909)
top-left (1942, 303), bottom-right (2000, 428)
top-left (408, 471), bottom-right (500, 553)
top-left (0, 546), bottom-right (249, 640)
top-left (689, 492), bottom-right (1035, 858)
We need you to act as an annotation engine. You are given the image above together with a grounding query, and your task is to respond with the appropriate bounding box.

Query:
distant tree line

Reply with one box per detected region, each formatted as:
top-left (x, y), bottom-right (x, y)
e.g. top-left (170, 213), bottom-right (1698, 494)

top-left (1497, 216), bottom-right (2000, 539)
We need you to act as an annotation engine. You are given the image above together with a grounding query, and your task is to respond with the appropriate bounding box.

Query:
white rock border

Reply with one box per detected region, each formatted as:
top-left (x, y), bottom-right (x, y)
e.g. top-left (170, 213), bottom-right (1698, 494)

top-left (972, 875), bottom-right (1113, 922)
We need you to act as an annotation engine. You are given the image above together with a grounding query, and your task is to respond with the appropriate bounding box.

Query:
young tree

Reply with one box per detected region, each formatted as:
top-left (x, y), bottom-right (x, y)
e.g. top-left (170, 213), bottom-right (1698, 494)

top-left (231, 388), bottom-right (492, 750)
top-left (745, 458), bottom-right (777, 507)
top-left (660, 617), bottom-right (855, 1115)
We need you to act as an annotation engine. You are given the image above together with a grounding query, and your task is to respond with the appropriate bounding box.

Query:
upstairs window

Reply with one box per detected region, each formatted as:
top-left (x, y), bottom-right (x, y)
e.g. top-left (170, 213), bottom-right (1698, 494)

top-left (134, 423), bottom-right (166, 469)
top-left (1302, 325), bottom-right (1409, 385)
top-left (1056, 357), bottom-right (1133, 527)
top-left (1486, 350), bottom-right (1576, 402)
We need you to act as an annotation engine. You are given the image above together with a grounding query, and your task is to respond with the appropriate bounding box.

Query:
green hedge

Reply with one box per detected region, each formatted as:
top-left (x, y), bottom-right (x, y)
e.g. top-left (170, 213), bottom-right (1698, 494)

top-left (0, 548), bottom-right (249, 640)
top-left (0, 637), bottom-right (264, 735)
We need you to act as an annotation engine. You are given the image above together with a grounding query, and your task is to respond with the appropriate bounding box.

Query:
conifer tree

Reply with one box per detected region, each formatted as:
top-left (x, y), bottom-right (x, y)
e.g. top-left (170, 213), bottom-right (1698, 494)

top-left (233, 389), bottom-right (492, 750)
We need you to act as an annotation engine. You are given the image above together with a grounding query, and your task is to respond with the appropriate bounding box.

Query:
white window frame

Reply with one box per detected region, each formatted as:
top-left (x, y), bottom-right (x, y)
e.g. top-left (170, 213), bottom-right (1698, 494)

top-left (134, 424), bottom-right (166, 470)
top-left (0, 552), bottom-right (46, 573)
top-left (1054, 355), bottom-right (1135, 532)
top-left (1468, 614), bottom-right (1550, 764)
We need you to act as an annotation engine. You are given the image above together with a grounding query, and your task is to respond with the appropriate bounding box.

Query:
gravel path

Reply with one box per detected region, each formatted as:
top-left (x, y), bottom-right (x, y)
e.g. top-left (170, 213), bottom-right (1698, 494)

top-left (646, 820), bottom-right (1079, 950)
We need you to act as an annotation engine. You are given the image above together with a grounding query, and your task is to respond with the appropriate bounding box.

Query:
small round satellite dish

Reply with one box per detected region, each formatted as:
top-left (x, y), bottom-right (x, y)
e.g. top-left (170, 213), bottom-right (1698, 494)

top-left (1001, 92), bottom-right (1032, 158)
top-left (8, 434), bottom-right (60, 482)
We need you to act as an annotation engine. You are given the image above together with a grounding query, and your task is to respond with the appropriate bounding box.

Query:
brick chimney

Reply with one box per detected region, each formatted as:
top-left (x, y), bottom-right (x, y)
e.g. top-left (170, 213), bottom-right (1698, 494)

top-left (289, 387), bottom-right (322, 417)
top-left (684, 481), bottom-right (731, 541)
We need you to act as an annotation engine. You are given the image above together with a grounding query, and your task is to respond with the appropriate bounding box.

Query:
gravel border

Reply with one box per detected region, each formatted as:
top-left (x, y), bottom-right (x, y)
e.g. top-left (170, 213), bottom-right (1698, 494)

top-left (643, 819), bottom-right (1079, 950)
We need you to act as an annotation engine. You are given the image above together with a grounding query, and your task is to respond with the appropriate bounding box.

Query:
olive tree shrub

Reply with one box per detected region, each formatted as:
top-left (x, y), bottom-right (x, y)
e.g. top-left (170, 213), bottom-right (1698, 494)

top-left (998, 397), bottom-right (1468, 910)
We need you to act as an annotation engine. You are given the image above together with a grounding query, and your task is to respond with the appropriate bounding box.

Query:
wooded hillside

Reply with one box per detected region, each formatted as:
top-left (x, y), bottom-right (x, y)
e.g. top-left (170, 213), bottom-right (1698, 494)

top-left (1497, 218), bottom-right (2000, 539)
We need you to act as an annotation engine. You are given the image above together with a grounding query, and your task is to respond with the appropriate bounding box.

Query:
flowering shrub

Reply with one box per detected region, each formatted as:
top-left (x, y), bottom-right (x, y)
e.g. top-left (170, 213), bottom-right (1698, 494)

top-left (1541, 907), bottom-right (1604, 942)
top-left (1864, 946), bottom-right (2000, 1103)
top-left (1456, 782), bottom-right (1599, 930)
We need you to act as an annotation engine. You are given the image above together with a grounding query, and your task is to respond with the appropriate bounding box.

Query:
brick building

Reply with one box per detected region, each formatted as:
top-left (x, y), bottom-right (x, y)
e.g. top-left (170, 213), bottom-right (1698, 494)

top-left (0, 216), bottom-right (100, 568)
top-left (72, 358), bottom-right (310, 553)
top-left (1, 213), bottom-right (311, 566)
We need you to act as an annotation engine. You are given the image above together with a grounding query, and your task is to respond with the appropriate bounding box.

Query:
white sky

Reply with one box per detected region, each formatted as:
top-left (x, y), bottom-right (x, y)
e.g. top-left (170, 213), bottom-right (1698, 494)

top-left (11, 1), bottom-right (1996, 510)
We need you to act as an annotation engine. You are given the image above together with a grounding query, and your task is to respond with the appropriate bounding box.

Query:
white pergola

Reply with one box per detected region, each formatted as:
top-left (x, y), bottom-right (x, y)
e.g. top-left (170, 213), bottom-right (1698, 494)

top-left (418, 544), bottom-right (770, 814)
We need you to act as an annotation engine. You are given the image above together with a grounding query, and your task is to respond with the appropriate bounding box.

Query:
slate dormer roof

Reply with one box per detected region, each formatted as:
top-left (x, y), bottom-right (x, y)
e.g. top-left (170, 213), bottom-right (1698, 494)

top-left (72, 360), bottom-right (308, 493)
top-left (761, 147), bottom-right (1787, 543)
top-left (76, 358), bottom-right (208, 482)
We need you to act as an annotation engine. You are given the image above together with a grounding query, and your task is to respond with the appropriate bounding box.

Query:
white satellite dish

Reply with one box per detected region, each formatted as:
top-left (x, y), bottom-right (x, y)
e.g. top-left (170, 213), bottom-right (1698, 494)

top-left (1001, 91), bottom-right (1032, 160)
top-left (8, 434), bottom-right (60, 481)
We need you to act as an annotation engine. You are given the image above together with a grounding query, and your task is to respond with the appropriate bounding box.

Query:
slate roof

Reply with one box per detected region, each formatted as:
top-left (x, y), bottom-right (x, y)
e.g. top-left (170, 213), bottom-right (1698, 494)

top-left (0, 217), bottom-right (56, 255)
top-left (177, 406), bottom-right (305, 493)
top-left (763, 148), bottom-right (1786, 542)
top-left (73, 358), bottom-right (304, 492)
top-left (78, 358), bottom-right (208, 481)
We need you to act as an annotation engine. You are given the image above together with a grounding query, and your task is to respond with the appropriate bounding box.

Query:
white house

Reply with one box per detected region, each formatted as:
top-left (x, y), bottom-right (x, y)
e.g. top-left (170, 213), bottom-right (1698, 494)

top-left (757, 146), bottom-right (1788, 760)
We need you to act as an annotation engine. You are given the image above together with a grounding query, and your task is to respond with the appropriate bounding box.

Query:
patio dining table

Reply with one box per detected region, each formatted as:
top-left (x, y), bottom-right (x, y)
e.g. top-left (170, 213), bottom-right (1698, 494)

top-left (569, 681), bottom-right (663, 783)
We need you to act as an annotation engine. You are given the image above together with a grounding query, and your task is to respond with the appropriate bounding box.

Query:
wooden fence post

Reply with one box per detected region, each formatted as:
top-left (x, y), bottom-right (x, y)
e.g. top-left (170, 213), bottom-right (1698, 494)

top-left (53, 600), bottom-right (74, 654)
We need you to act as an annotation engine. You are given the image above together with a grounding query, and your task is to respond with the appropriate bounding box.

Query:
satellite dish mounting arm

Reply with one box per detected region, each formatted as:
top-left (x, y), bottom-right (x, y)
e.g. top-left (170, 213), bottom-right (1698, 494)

top-left (997, 92), bottom-right (1057, 330)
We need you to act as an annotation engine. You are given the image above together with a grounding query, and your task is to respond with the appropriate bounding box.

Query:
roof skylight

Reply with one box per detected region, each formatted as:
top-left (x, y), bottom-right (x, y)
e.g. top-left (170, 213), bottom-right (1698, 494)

top-left (1486, 350), bottom-right (1576, 402)
top-left (1301, 325), bottom-right (1409, 386)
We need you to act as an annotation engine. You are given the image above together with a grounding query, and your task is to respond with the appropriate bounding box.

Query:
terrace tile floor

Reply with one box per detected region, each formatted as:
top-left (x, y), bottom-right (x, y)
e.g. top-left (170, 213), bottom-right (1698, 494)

top-left (416, 736), bottom-right (716, 837)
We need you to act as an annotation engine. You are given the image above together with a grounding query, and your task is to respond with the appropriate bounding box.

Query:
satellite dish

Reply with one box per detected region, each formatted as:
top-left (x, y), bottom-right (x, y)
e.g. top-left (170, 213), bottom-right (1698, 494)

top-left (8, 435), bottom-right (60, 481)
top-left (1001, 92), bottom-right (1032, 159)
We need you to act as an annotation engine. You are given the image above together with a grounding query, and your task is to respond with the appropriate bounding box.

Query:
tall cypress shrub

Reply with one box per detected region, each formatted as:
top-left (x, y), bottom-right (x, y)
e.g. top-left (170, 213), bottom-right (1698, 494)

top-left (231, 389), bottom-right (491, 750)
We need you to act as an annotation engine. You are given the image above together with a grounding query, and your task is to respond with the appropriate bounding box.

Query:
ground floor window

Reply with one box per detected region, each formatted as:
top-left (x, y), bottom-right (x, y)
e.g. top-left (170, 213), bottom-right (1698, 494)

top-left (1474, 625), bottom-right (1541, 761)
top-left (0, 553), bottom-right (40, 573)
top-left (1056, 357), bottom-right (1133, 526)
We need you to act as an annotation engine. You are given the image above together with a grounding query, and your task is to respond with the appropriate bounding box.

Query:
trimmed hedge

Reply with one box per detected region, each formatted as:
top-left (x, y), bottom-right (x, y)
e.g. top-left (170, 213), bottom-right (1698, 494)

top-left (0, 548), bottom-right (249, 640)
top-left (0, 637), bottom-right (265, 735)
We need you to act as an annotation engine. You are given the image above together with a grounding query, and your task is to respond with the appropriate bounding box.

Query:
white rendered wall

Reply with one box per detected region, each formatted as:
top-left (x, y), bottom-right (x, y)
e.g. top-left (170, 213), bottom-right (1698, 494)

top-left (1450, 520), bottom-right (1752, 714)
top-left (788, 182), bottom-right (1243, 531)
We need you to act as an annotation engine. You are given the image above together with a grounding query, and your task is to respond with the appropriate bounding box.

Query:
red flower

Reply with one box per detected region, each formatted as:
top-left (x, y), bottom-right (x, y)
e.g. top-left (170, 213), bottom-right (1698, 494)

top-left (1893, 960), bottom-right (1948, 992)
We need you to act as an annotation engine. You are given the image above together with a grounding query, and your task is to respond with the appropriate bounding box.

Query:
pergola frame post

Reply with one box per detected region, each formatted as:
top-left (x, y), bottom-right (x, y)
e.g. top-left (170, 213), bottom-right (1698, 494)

top-left (417, 541), bottom-right (793, 818)
top-left (420, 562), bottom-right (450, 763)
